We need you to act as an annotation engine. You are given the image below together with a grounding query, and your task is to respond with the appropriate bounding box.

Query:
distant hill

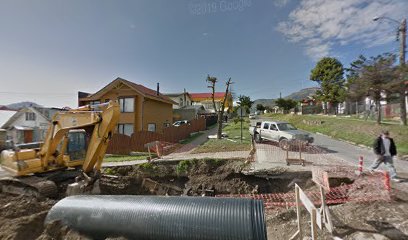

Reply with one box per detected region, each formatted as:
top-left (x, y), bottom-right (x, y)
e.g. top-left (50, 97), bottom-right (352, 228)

top-left (253, 99), bottom-right (276, 108)
top-left (284, 87), bottom-right (319, 101)
top-left (252, 87), bottom-right (320, 111)
top-left (6, 101), bottom-right (42, 110)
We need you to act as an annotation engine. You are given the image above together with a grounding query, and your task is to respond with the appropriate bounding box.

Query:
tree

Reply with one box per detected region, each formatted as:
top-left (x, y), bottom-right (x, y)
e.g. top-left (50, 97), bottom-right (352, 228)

top-left (346, 53), bottom-right (397, 124)
top-left (395, 64), bottom-right (408, 125)
top-left (206, 75), bottom-right (233, 139)
top-left (238, 95), bottom-right (253, 114)
top-left (256, 104), bottom-right (266, 112)
top-left (310, 57), bottom-right (346, 114)
top-left (275, 98), bottom-right (298, 113)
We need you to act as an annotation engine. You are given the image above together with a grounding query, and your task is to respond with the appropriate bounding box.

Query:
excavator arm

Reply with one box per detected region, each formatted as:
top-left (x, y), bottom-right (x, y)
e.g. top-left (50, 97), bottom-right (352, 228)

top-left (39, 101), bottom-right (120, 174)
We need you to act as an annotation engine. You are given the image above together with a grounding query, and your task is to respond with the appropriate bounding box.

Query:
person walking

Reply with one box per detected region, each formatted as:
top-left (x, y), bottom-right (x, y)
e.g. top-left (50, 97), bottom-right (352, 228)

top-left (369, 130), bottom-right (401, 182)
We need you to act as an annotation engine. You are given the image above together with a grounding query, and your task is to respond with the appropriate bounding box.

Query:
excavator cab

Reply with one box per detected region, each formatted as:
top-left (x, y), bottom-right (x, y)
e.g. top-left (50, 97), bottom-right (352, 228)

top-left (66, 130), bottom-right (87, 161)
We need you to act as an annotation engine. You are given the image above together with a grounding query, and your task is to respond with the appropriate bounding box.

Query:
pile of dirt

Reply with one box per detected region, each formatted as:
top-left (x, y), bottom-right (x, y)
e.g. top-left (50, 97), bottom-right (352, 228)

top-left (0, 193), bottom-right (54, 239)
top-left (0, 193), bottom-right (91, 240)
top-left (36, 220), bottom-right (89, 240)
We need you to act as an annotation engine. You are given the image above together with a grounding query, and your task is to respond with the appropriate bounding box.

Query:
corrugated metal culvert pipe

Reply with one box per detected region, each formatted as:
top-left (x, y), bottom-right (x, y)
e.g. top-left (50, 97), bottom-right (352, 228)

top-left (45, 195), bottom-right (267, 240)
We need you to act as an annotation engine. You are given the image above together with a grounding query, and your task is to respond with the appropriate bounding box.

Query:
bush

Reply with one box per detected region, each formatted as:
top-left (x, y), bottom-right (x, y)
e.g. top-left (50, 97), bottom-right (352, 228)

top-left (176, 160), bottom-right (191, 175)
top-left (104, 168), bottom-right (115, 175)
top-left (139, 162), bottom-right (155, 171)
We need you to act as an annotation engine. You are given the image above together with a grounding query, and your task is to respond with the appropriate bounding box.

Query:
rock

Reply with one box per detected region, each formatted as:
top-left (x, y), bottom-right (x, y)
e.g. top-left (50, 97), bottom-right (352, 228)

top-left (349, 232), bottom-right (390, 240)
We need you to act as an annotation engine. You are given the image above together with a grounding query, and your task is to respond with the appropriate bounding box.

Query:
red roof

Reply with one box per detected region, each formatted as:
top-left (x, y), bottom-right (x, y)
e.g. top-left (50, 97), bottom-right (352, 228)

top-left (190, 92), bottom-right (227, 99)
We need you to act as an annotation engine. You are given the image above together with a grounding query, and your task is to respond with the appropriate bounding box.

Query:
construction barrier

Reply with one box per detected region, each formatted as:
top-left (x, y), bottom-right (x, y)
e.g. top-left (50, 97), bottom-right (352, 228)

top-left (217, 171), bottom-right (391, 209)
top-left (289, 184), bottom-right (333, 240)
top-left (358, 156), bottom-right (363, 173)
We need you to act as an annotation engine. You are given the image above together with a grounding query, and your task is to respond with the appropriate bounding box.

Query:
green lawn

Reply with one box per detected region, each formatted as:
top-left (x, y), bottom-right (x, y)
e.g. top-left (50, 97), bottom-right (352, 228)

top-left (103, 153), bottom-right (155, 162)
top-left (263, 114), bottom-right (408, 155)
top-left (192, 119), bottom-right (252, 153)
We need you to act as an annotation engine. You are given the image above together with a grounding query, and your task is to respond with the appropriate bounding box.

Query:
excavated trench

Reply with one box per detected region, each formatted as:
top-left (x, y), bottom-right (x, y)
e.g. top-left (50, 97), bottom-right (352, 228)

top-left (99, 159), bottom-right (316, 197)
top-left (1, 159), bottom-right (363, 240)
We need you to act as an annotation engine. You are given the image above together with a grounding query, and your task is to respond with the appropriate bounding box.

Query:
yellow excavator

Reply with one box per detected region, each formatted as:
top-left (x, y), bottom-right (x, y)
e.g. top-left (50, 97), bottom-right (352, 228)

top-left (0, 101), bottom-right (120, 198)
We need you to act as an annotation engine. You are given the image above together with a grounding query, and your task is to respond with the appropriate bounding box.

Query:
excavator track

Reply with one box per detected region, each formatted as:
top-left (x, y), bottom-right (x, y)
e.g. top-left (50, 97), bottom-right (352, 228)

top-left (0, 176), bottom-right (58, 199)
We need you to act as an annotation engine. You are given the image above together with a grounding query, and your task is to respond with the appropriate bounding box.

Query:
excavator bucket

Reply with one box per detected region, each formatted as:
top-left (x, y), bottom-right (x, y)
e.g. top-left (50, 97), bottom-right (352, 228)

top-left (65, 179), bottom-right (101, 196)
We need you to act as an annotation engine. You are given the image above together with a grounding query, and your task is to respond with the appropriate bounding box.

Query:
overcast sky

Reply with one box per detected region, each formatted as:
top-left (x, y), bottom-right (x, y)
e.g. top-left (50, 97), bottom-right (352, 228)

top-left (0, 0), bottom-right (407, 108)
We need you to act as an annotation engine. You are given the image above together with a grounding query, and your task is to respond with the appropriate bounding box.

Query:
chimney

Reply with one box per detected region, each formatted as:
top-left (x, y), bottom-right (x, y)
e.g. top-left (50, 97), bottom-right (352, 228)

top-left (157, 83), bottom-right (160, 96)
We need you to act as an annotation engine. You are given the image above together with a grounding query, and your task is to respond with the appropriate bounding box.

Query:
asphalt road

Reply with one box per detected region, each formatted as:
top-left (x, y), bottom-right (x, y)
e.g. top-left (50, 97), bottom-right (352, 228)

top-left (311, 132), bottom-right (408, 175)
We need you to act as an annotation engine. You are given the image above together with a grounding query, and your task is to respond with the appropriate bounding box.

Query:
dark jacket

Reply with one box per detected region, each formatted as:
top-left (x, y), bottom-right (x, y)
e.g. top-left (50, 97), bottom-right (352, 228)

top-left (373, 136), bottom-right (397, 156)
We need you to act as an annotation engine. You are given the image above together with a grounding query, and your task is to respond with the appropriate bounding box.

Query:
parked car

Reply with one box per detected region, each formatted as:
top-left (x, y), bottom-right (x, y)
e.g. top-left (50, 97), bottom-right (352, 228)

top-left (173, 120), bottom-right (190, 127)
top-left (249, 113), bottom-right (256, 119)
top-left (249, 120), bottom-right (313, 149)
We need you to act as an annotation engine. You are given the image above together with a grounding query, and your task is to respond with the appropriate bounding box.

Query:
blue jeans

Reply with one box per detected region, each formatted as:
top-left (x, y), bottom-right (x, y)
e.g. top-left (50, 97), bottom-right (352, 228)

top-left (369, 155), bottom-right (397, 179)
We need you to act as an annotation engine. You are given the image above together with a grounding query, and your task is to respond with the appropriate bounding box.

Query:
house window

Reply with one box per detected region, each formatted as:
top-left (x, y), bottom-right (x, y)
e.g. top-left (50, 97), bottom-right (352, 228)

top-left (147, 123), bottom-right (156, 132)
top-left (119, 97), bottom-right (134, 112)
top-left (25, 112), bottom-right (36, 121)
top-left (117, 124), bottom-right (134, 136)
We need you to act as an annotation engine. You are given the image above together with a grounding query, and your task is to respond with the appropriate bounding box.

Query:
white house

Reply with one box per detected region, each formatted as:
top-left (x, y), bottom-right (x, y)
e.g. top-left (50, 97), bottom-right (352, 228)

top-left (1, 107), bottom-right (58, 144)
top-left (164, 90), bottom-right (192, 109)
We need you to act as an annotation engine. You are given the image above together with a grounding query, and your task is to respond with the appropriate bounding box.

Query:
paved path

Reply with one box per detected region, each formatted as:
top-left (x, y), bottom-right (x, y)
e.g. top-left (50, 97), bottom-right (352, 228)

top-left (160, 125), bottom-right (250, 161)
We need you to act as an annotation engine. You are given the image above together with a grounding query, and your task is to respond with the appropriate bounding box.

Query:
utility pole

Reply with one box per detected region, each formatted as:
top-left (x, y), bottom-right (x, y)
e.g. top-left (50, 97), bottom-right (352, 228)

top-left (399, 19), bottom-right (407, 125)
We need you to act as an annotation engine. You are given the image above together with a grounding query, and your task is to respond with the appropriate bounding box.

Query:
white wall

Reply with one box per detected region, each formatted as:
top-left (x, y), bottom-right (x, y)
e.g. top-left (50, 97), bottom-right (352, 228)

top-left (168, 94), bottom-right (192, 109)
top-left (12, 108), bottom-right (49, 128)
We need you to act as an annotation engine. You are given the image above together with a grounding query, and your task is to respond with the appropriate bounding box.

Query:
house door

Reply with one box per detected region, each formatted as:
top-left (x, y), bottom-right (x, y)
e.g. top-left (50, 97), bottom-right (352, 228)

top-left (24, 130), bottom-right (33, 143)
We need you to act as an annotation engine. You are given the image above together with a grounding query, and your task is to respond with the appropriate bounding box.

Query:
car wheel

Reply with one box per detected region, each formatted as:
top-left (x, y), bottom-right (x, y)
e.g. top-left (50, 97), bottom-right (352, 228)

top-left (279, 138), bottom-right (289, 150)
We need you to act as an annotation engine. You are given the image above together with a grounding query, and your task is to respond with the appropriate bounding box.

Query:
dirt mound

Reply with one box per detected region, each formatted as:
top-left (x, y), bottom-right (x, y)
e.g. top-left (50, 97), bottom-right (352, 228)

top-left (0, 193), bottom-right (90, 240)
top-left (0, 194), bottom-right (55, 219)
top-left (0, 193), bottom-right (55, 239)
top-left (36, 220), bottom-right (90, 240)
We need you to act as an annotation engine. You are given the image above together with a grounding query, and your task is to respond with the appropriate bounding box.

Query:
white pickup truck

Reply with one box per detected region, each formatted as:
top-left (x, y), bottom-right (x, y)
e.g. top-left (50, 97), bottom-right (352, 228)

top-left (249, 120), bottom-right (314, 149)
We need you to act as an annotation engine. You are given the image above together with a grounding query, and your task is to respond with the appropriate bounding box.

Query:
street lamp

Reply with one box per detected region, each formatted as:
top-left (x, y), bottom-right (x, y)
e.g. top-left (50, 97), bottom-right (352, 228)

top-left (373, 16), bottom-right (400, 24)
top-left (373, 15), bottom-right (407, 126)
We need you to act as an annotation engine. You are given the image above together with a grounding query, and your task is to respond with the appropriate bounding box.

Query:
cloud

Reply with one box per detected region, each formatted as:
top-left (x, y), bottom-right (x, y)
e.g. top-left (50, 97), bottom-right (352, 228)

top-left (274, 0), bottom-right (291, 7)
top-left (276, 0), bottom-right (408, 60)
